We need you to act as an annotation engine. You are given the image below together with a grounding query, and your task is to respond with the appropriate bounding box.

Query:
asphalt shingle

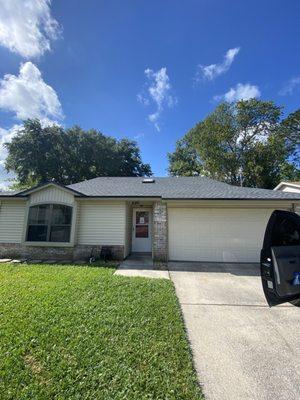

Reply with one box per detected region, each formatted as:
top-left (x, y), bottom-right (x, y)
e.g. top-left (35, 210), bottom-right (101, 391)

top-left (67, 176), bottom-right (300, 200)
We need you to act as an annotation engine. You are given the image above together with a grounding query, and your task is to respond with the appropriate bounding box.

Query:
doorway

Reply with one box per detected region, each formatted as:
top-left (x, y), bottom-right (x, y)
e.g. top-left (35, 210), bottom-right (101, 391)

top-left (132, 208), bottom-right (152, 252)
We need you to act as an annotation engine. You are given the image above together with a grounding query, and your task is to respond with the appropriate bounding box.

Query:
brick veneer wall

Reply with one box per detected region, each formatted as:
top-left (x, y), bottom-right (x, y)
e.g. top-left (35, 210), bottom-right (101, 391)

top-left (0, 243), bottom-right (124, 261)
top-left (73, 245), bottom-right (124, 261)
top-left (152, 201), bottom-right (168, 267)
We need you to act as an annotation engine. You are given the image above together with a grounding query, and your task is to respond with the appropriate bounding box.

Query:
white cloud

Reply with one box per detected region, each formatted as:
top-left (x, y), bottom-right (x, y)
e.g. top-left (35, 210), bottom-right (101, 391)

top-left (0, 62), bottom-right (63, 185)
top-left (236, 124), bottom-right (270, 146)
top-left (279, 76), bottom-right (300, 95)
top-left (0, 0), bottom-right (61, 58)
top-left (0, 182), bottom-right (11, 191)
top-left (0, 125), bottom-right (22, 166)
top-left (133, 133), bottom-right (145, 140)
top-left (0, 124), bottom-right (22, 188)
top-left (197, 47), bottom-right (240, 81)
top-left (138, 67), bottom-right (177, 131)
top-left (214, 83), bottom-right (261, 102)
top-left (0, 61), bottom-right (63, 122)
top-left (136, 94), bottom-right (149, 106)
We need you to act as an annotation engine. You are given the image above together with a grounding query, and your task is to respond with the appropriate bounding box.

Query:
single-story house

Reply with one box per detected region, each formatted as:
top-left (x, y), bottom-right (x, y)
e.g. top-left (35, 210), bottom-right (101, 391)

top-left (0, 176), bottom-right (300, 264)
top-left (274, 181), bottom-right (300, 214)
top-left (274, 181), bottom-right (300, 193)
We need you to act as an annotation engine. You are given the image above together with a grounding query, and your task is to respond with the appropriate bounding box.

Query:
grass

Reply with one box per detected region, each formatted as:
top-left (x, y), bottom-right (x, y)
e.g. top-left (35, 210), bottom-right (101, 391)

top-left (0, 263), bottom-right (203, 400)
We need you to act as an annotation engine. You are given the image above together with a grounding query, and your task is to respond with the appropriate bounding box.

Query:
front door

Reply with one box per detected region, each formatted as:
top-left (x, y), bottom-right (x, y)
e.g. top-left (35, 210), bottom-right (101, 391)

top-left (132, 209), bottom-right (152, 252)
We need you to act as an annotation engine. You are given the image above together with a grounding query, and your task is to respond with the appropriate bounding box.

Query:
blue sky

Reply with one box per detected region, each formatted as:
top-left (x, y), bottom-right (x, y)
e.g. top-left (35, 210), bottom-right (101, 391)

top-left (0, 0), bottom-right (299, 186)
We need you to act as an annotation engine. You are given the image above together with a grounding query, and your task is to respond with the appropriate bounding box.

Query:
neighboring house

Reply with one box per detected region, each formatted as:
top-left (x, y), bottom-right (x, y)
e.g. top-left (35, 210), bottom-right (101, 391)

top-left (0, 176), bottom-right (300, 264)
top-left (274, 181), bottom-right (300, 215)
top-left (274, 181), bottom-right (300, 194)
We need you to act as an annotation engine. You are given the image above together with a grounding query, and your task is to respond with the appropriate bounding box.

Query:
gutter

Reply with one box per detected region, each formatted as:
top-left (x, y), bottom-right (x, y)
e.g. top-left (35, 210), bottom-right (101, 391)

top-left (163, 197), bottom-right (300, 201)
top-left (1, 195), bottom-right (300, 201)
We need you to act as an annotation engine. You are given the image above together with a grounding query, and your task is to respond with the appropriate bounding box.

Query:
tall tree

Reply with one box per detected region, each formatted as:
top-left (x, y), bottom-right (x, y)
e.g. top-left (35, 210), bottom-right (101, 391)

top-left (167, 138), bottom-right (202, 176)
top-left (168, 99), bottom-right (300, 188)
top-left (280, 109), bottom-right (300, 167)
top-left (5, 119), bottom-right (152, 188)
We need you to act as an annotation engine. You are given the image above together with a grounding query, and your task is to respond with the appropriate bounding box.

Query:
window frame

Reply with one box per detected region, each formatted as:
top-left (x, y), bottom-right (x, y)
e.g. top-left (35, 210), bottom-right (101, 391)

top-left (25, 203), bottom-right (74, 245)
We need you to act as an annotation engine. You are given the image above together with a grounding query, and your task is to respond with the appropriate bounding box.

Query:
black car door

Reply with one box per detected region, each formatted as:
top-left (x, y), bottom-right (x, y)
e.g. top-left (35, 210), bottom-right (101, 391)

top-left (261, 210), bottom-right (300, 307)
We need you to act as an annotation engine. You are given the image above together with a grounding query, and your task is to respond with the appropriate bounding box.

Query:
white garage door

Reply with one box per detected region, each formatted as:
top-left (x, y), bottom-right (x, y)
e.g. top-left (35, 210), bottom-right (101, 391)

top-left (168, 208), bottom-right (275, 263)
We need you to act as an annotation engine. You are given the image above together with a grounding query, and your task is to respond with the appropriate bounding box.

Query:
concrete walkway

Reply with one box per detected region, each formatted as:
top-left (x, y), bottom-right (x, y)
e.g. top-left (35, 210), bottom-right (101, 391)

top-left (169, 262), bottom-right (300, 400)
top-left (114, 253), bottom-right (169, 279)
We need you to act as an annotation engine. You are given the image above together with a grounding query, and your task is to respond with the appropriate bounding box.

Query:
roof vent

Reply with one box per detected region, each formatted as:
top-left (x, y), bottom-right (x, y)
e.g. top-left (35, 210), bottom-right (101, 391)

top-left (142, 178), bottom-right (155, 183)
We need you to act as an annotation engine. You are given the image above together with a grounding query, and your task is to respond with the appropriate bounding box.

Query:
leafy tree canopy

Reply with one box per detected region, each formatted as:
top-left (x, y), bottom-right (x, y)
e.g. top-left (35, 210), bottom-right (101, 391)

top-left (168, 99), bottom-right (300, 189)
top-left (5, 120), bottom-right (152, 188)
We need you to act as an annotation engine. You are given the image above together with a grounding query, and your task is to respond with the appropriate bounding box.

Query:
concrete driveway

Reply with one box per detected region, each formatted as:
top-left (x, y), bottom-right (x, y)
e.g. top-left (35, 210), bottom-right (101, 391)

top-left (169, 262), bottom-right (300, 400)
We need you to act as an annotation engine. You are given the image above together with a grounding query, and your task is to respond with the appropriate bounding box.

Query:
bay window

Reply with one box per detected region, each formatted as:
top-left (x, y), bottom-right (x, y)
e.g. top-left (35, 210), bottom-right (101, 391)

top-left (26, 204), bottom-right (72, 242)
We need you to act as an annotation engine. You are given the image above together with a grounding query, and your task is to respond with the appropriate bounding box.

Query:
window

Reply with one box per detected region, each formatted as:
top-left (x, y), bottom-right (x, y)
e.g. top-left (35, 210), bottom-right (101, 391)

top-left (135, 225), bottom-right (149, 238)
top-left (272, 217), bottom-right (300, 247)
top-left (27, 204), bottom-right (72, 242)
top-left (135, 211), bottom-right (149, 238)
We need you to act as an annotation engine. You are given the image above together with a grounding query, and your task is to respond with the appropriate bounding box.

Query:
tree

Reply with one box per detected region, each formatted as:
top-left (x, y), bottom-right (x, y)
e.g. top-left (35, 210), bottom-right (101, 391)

top-left (5, 119), bottom-right (152, 188)
top-left (168, 99), bottom-right (300, 188)
top-left (167, 138), bottom-right (202, 176)
top-left (280, 109), bottom-right (300, 168)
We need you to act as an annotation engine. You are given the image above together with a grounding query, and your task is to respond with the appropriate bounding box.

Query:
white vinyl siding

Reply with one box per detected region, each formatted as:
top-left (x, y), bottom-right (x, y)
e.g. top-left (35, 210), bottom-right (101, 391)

top-left (30, 186), bottom-right (74, 205)
top-left (168, 207), bottom-right (284, 263)
top-left (281, 186), bottom-right (300, 193)
top-left (124, 202), bottom-right (132, 257)
top-left (77, 201), bottom-right (126, 245)
top-left (0, 201), bottom-right (26, 243)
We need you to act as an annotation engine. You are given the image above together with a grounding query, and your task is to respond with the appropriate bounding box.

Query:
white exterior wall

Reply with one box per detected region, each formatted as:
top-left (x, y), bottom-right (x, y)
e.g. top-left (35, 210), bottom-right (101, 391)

top-left (30, 186), bottom-right (75, 205)
top-left (76, 201), bottom-right (126, 246)
top-left (276, 186), bottom-right (300, 213)
top-left (0, 200), bottom-right (26, 243)
top-left (282, 187), bottom-right (300, 193)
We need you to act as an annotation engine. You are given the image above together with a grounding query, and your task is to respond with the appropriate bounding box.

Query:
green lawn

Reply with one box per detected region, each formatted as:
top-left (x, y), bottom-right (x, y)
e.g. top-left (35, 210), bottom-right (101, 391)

top-left (0, 263), bottom-right (203, 400)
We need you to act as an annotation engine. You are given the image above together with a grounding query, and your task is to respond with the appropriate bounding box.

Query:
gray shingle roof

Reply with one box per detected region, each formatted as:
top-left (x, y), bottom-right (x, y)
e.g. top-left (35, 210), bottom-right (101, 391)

top-left (0, 190), bottom-right (21, 196)
top-left (67, 176), bottom-right (300, 200)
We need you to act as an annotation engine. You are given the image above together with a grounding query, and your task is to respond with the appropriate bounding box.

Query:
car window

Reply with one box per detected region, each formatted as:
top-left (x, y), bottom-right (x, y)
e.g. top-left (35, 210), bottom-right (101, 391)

top-left (271, 217), bottom-right (300, 247)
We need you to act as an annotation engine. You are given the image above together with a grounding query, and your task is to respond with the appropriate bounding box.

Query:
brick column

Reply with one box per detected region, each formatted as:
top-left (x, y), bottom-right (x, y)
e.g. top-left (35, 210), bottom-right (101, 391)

top-left (152, 201), bottom-right (168, 268)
